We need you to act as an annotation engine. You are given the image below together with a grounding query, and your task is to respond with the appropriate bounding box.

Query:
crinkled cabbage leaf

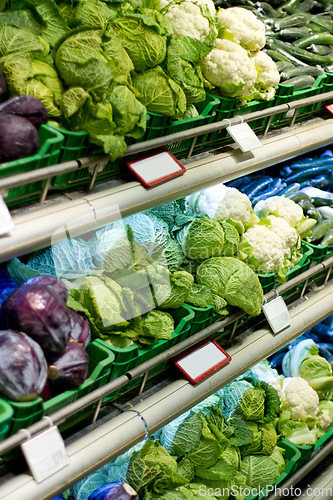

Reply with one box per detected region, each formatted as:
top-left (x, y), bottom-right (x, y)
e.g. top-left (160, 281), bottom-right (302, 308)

top-left (196, 256), bottom-right (263, 316)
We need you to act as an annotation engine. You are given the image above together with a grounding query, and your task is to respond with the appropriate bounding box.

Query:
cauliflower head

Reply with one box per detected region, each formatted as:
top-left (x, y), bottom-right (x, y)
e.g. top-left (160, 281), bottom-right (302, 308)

top-left (281, 377), bottom-right (319, 420)
top-left (190, 183), bottom-right (254, 222)
top-left (163, 2), bottom-right (211, 41)
top-left (160, 0), bottom-right (216, 17)
top-left (251, 51), bottom-right (280, 101)
top-left (243, 224), bottom-right (284, 273)
top-left (267, 215), bottom-right (298, 259)
top-left (255, 196), bottom-right (304, 228)
top-left (216, 7), bottom-right (266, 54)
top-left (200, 38), bottom-right (257, 97)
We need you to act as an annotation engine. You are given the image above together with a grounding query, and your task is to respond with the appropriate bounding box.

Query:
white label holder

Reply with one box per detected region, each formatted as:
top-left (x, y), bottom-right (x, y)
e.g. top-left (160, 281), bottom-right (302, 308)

top-left (262, 292), bottom-right (291, 334)
top-left (226, 117), bottom-right (262, 152)
top-left (21, 422), bottom-right (69, 483)
top-left (0, 195), bottom-right (15, 236)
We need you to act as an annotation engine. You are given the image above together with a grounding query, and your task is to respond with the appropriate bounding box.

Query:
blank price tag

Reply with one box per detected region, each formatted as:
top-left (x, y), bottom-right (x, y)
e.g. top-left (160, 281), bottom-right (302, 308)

top-left (174, 339), bottom-right (231, 384)
top-left (325, 104), bottom-right (333, 115)
top-left (0, 195), bottom-right (15, 236)
top-left (226, 122), bottom-right (262, 152)
top-left (127, 150), bottom-right (186, 188)
top-left (21, 426), bottom-right (69, 483)
top-left (262, 296), bottom-right (291, 334)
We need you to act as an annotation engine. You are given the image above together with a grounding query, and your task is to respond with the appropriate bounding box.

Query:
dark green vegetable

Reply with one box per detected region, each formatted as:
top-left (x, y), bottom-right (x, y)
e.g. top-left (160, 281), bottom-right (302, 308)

top-left (321, 228), bottom-right (333, 246)
top-left (271, 39), bottom-right (333, 65)
top-left (285, 165), bottom-right (333, 182)
top-left (266, 39), bottom-right (309, 65)
top-left (293, 33), bottom-right (333, 48)
top-left (288, 191), bottom-right (312, 202)
top-left (309, 220), bottom-right (333, 241)
top-left (297, 0), bottom-right (319, 12)
top-left (263, 49), bottom-right (292, 62)
top-left (288, 157), bottom-right (333, 169)
top-left (309, 16), bottom-right (333, 34)
top-left (308, 44), bottom-right (333, 55)
top-left (307, 208), bottom-right (323, 222)
top-left (283, 74), bottom-right (316, 88)
top-left (279, 27), bottom-right (312, 40)
top-left (275, 61), bottom-right (296, 72)
top-left (278, 182), bottom-right (301, 195)
top-left (276, 0), bottom-right (303, 16)
top-left (274, 12), bottom-right (312, 30)
top-left (280, 65), bottom-right (323, 80)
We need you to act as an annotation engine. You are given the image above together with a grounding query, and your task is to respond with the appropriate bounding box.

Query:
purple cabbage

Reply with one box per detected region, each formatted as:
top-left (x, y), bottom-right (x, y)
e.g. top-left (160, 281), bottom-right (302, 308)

top-left (88, 483), bottom-right (139, 500)
top-left (0, 95), bottom-right (48, 127)
top-left (0, 114), bottom-right (40, 162)
top-left (25, 275), bottom-right (69, 303)
top-left (1, 284), bottom-right (71, 355)
top-left (0, 330), bottom-right (47, 401)
top-left (0, 70), bottom-right (7, 103)
top-left (68, 309), bottom-right (91, 348)
top-left (48, 342), bottom-right (89, 388)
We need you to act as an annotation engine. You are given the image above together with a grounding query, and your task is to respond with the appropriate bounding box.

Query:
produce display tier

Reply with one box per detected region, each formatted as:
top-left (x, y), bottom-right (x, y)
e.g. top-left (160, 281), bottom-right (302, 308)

top-left (2, 115), bottom-right (333, 264)
top-left (0, 274), bottom-right (331, 500)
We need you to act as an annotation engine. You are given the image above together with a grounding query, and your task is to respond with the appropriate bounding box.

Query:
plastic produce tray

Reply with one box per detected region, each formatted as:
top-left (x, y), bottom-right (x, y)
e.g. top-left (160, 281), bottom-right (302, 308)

top-left (245, 439), bottom-right (302, 500)
top-left (0, 124), bottom-right (64, 207)
top-left (101, 305), bottom-right (194, 398)
top-left (3, 340), bottom-right (115, 436)
top-left (271, 73), bottom-right (327, 130)
top-left (0, 399), bottom-right (13, 442)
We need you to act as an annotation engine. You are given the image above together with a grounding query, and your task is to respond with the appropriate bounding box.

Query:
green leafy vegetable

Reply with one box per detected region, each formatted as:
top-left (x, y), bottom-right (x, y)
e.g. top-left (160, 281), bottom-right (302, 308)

top-left (196, 256), bottom-right (264, 316)
top-left (241, 455), bottom-right (280, 490)
top-left (176, 218), bottom-right (225, 262)
top-left (132, 65), bottom-right (187, 118)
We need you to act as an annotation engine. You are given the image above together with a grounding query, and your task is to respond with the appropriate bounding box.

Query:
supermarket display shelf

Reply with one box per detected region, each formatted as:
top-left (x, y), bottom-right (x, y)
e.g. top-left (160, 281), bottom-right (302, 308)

top-left (0, 278), bottom-right (332, 500)
top-left (2, 116), bottom-right (333, 264)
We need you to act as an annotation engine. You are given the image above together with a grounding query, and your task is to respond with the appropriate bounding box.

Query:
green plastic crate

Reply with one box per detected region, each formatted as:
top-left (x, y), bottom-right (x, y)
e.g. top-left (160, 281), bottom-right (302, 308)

top-left (271, 73), bottom-right (327, 130)
top-left (236, 96), bottom-right (275, 137)
top-left (0, 399), bottom-right (13, 442)
top-left (246, 439), bottom-right (302, 500)
top-left (186, 304), bottom-right (217, 336)
top-left (313, 425), bottom-right (333, 452)
top-left (166, 94), bottom-right (220, 157)
top-left (203, 93), bottom-right (238, 148)
top-left (303, 241), bottom-right (331, 265)
top-left (103, 305), bottom-right (195, 394)
top-left (5, 340), bottom-right (115, 436)
top-left (0, 124), bottom-right (64, 207)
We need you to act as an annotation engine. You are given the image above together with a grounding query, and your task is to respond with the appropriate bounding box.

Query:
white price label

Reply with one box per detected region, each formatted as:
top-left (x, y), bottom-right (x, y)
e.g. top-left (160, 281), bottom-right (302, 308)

top-left (0, 195), bottom-right (14, 236)
top-left (262, 295), bottom-right (291, 334)
top-left (21, 426), bottom-right (69, 483)
top-left (226, 122), bottom-right (262, 152)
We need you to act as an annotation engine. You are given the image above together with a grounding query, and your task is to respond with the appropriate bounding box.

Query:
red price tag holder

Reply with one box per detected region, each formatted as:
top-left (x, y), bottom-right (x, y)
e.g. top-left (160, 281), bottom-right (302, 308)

top-left (126, 150), bottom-right (186, 188)
top-left (174, 338), bottom-right (232, 384)
top-left (325, 104), bottom-right (333, 114)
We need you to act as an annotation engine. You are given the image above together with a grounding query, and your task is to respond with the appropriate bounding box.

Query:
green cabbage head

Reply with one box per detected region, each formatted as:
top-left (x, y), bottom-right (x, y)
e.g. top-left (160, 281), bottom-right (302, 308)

top-left (177, 218), bottom-right (225, 262)
top-left (196, 256), bottom-right (263, 316)
top-left (112, 11), bottom-right (170, 72)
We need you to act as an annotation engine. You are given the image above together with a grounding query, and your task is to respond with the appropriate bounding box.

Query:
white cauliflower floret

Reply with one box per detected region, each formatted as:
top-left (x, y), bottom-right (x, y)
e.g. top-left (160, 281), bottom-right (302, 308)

top-left (160, 0), bottom-right (216, 17)
top-left (318, 410), bottom-right (333, 430)
top-left (243, 224), bottom-right (284, 273)
top-left (188, 183), bottom-right (254, 222)
top-left (255, 196), bottom-right (304, 228)
top-left (267, 215), bottom-right (298, 259)
top-left (281, 377), bottom-right (319, 420)
top-left (251, 51), bottom-right (280, 101)
top-left (200, 38), bottom-right (257, 97)
top-left (216, 7), bottom-right (266, 54)
top-left (164, 2), bottom-right (211, 41)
